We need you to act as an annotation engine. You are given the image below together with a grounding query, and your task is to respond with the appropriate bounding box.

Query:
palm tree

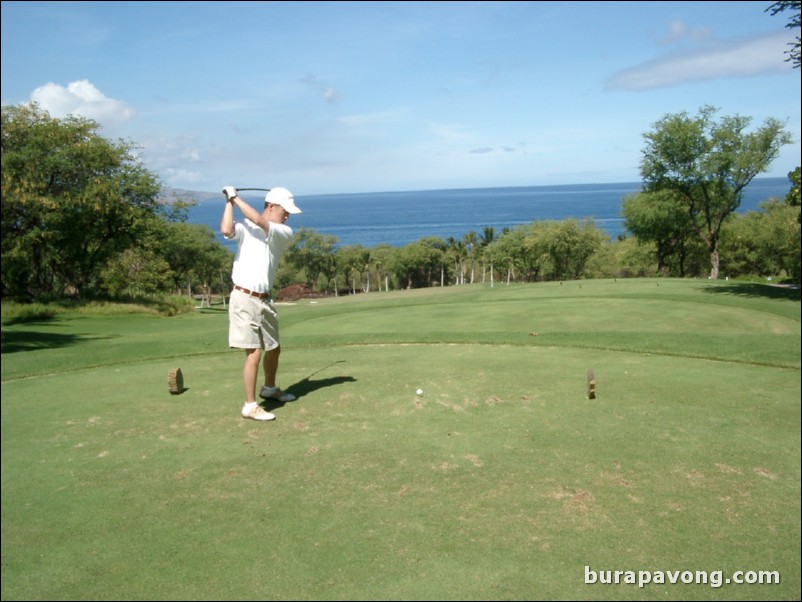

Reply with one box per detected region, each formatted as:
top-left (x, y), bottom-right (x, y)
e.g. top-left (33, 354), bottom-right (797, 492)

top-left (479, 227), bottom-right (495, 283)
top-left (463, 231), bottom-right (479, 284)
top-left (447, 237), bottom-right (467, 285)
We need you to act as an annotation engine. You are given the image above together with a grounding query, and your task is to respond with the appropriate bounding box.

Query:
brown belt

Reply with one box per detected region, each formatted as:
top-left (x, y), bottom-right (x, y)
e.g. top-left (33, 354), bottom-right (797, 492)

top-left (233, 285), bottom-right (271, 300)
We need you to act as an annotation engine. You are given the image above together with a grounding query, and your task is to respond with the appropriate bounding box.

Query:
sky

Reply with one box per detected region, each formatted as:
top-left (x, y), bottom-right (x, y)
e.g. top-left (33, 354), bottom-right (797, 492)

top-left (2, 1), bottom-right (800, 196)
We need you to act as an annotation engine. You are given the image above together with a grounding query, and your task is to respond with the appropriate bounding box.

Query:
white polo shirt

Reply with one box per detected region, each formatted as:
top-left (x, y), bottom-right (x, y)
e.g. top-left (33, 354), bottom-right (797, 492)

top-left (226, 219), bottom-right (293, 293)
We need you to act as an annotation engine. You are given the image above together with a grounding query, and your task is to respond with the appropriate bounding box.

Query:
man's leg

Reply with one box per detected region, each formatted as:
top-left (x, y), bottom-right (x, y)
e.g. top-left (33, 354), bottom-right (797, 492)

top-left (242, 347), bottom-right (275, 421)
top-left (263, 345), bottom-right (280, 388)
top-left (243, 348), bottom-right (262, 403)
top-left (259, 346), bottom-right (296, 402)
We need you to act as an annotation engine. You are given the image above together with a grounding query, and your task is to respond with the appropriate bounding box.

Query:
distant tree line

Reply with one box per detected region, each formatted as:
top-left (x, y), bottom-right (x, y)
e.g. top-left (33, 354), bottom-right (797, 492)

top-left (2, 102), bottom-right (799, 306)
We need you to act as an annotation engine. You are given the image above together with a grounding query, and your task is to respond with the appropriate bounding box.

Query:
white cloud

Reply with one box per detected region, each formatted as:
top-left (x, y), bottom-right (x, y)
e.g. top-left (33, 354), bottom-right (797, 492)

top-left (426, 122), bottom-right (472, 143)
top-left (134, 133), bottom-right (205, 183)
top-left (30, 80), bottom-right (134, 130)
top-left (606, 30), bottom-right (795, 91)
top-left (338, 109), bottom-right (407, 127)
top-left (659, 20), bottom-right (714, 46)
top-left (322, 86), bottom-right (339, 103)
top-left (300, 74), bottom-right (340, 104)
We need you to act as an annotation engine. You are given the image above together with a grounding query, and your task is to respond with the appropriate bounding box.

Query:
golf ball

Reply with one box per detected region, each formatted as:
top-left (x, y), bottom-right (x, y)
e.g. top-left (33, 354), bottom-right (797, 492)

top-left (416, 388), bottom-right (424, 395)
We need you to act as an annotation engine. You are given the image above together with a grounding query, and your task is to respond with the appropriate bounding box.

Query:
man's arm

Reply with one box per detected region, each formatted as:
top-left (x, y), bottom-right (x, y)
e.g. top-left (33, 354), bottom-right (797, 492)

top-left (221, 186), bottom-right (270, 235)
top-left (220, 196), bottom-right (236, 237)
top-left (232, 196), bottom-right (270, 233)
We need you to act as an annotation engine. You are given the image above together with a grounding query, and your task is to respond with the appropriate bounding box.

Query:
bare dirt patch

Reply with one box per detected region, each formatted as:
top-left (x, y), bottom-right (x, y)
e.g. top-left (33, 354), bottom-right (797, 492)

top-left (276, 284), bottom-right (332, 302)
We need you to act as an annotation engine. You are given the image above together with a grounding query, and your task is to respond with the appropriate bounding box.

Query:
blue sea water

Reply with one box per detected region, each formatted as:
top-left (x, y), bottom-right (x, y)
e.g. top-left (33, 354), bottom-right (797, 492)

top-left (187, 178), bottom-right (791, 251)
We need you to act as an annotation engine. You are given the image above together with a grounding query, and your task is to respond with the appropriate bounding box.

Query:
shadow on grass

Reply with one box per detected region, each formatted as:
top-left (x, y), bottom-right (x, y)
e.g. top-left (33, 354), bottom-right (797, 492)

top-left (261, 361), bottom-right (356, 410)
top-left (196, 307), bottom-right (229, 314)
top-left (0, 329), bottom-right (90, 354)
top-left (703, 282), bottom-right (801, 301)
top-left (2, 314), bottom-right (58, 327)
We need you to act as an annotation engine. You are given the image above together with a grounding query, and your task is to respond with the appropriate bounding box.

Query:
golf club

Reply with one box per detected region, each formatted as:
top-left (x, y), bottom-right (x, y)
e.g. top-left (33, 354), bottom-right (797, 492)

top-left (236, 188), bottom-right (271, 192)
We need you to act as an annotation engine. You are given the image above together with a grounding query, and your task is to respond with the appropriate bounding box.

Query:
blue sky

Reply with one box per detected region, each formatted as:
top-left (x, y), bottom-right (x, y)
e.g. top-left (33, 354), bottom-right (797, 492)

top-left (2, 1), bottom-right (799, 195)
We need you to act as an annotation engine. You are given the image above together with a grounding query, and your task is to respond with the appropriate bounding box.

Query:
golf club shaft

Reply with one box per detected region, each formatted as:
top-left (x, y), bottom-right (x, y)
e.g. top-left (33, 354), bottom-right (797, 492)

top-left (237, 187), bottom-right (271, 192)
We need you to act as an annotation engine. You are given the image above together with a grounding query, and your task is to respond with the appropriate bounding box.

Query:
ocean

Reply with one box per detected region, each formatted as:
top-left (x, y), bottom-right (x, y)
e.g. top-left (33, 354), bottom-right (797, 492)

top-left (186, 177), bottom-right (791, 251)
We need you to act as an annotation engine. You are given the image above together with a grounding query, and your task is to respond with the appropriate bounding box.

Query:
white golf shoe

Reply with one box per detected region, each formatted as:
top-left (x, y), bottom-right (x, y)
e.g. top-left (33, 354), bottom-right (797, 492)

top-left (242, 403), bottom-right (276, 421)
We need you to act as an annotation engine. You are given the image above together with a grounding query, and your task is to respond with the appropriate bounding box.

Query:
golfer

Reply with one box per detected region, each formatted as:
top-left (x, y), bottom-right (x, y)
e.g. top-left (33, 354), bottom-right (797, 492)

top-left (221, 185), bottom-right (302, 421)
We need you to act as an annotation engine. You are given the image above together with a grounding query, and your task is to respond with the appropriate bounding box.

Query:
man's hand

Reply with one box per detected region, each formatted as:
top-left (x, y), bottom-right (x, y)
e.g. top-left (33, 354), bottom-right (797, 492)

top-left (222, 186), bottom-right (238, 202)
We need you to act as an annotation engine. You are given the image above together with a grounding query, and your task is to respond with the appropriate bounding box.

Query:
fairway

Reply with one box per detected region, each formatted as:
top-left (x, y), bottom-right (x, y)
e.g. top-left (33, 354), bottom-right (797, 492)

top-left (2, 279), bottom-right (800, 601)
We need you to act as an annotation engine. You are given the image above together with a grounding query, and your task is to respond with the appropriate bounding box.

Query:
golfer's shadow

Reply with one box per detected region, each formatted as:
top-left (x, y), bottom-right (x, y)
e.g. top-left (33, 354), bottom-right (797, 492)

top-left (260, 361), bottom-right (355, 411)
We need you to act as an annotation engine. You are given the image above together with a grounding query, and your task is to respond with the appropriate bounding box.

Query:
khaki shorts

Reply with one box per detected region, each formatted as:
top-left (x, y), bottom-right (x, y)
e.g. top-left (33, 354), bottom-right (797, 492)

top-left (228, 288), bottom-right (279, 350)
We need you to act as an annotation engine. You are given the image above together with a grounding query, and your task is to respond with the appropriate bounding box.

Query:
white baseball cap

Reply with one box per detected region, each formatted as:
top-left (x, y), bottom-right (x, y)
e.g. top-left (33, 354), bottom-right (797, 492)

top-left (265, 187), bottom-right (302, 214)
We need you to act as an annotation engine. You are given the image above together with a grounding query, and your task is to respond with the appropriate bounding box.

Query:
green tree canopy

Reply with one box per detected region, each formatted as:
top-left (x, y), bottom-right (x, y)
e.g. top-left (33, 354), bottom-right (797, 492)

top-left (720, 199), bottom-right (801, 281)
top-left (640, 105), bottom-right (792, 279)
top-left (282, 227), bottom-right (338, 292)
top-left (1, 103), bottom-right (162, 299)
top-left (767, 0), bottom-right (801, 69)
top-left (786, 166), bottom-right (801, 209)
top-left (390, 237), bottom-right (447, 289)
top-left (622, 190), bottom-right (704, 277)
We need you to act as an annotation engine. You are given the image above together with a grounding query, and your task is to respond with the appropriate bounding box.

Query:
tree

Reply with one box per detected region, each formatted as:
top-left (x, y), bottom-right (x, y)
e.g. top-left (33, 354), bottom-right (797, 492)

top-left (485, 227), bottom-right (528, 285)
top-left (767, 1), bottom-right (801, 69)
top-left (719, 199), bottom-right (801, 281)
top-left (283, 227), bottom-right (338, 291)
top-left (785, 166), bottom-right (801, 211)
top-left (640, 105), bottom-right (792, 279)
top-left (518, 220), bottom-right (605, 282)
top-left (767, 2), bottom-right (801, 266)
top-left (337, 245), bottom-right (372, 294)
top-left (446, 236), bottom-right (467, 285)
top-left (1, 103), bottom-right (162, 299)
top-left (101, 247), bottom-right (173, 297)
top-left (478, 226), bottom-right (495, 283)
top-left (543, 219), bottom-right (606, 281)
top-left (162, 222), bottom-right (232, 302)
top-left (622, 190), bottom-right (704, 276)
top-left (463, 231), bottom-right (479, 284)
top-left (585, 236), bottom-right (657, 279)
top-left (390, 238), bottom-right (447, 289)
top-left (370, 244), bottom-right (397, 292)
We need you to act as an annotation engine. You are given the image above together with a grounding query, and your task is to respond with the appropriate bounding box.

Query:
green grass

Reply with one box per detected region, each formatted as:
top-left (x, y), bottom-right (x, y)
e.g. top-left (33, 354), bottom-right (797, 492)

top-left (2, 278), bottom-right (800, 600)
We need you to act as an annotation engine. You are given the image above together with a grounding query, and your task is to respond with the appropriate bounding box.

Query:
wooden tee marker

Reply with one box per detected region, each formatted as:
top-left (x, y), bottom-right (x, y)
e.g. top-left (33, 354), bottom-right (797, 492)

top-left (168, 368), bottom-right (184, 394)
top-left (587, 369), bottom-right (596, 399)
